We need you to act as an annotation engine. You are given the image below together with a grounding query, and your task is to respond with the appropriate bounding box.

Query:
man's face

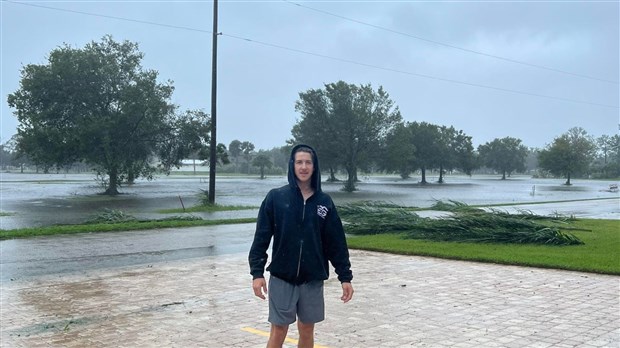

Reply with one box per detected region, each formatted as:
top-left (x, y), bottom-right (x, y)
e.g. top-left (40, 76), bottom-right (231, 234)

top-left (294, 151), bottom-right (314, 185)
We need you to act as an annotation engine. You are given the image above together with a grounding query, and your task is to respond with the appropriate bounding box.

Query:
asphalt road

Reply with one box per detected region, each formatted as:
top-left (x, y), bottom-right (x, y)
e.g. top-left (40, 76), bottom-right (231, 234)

top-left (0, 223), bottom-right (256, 283)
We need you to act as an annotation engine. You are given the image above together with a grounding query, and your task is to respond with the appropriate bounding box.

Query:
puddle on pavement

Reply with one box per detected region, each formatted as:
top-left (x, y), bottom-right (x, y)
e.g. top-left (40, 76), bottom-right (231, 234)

top-left (19, 278), bottom-right (110, 316)
top-left (7, 278), bottom-right (112, 339)
top-left (8, 269), bottom-right (189, 340)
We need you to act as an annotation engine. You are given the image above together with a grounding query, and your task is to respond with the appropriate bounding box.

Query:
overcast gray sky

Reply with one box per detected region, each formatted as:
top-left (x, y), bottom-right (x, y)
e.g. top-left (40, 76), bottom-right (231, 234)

top-left (2, 0), bottom-right (618, 151)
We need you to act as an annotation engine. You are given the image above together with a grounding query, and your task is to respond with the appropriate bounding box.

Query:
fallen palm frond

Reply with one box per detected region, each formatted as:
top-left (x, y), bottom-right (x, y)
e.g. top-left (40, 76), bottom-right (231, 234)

top-left (338, 201), bottom-right (421, 235)
top-left (404, 212), bottom-right (583, 245)
top-left (87, 209), bottom-right (137, 224)
top-left (430, 200), bottom-right (575, 222)
top-left (430, 200), bottom-right (482, 213)
top-left (485, 208), bottom-right (576, 223)
top-left (340, 201), bottom-right (583, 246)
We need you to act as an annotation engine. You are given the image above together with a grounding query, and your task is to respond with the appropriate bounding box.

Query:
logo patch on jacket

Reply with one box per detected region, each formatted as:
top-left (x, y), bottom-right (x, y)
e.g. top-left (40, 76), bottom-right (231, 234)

top-left (317, 205), bottom-right (328, 219)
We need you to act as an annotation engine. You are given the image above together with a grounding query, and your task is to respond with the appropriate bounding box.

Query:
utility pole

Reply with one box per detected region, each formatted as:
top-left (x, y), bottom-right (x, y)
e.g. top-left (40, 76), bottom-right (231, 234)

top-left (208, 0), bottom-right (218, 204)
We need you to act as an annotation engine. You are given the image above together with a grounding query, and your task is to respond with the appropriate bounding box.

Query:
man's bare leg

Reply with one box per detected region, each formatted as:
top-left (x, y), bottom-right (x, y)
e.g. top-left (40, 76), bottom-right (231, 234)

top-left (267, 324), bottom-right (289, 348)
top-left (297, 321), bottom-right (315, 348)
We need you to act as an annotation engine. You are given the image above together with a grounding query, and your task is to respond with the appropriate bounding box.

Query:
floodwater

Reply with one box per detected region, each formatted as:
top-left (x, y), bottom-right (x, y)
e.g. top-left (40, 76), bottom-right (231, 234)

top-left (0, 172), bottom-right (618, 282)
top-left (1, 172), bottom-right (619, 230)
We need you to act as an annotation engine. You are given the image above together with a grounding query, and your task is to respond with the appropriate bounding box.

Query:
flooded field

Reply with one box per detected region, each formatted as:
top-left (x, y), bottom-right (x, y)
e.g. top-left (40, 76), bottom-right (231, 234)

top-left (1, 172), bottom-right (618, 229)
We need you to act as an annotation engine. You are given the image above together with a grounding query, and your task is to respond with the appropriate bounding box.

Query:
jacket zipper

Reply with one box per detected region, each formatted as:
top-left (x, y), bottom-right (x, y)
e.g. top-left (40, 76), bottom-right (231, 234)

top-left (297, 200), bottom-right (306, 279)
top-left (296, 240), bottom-right (303, 278)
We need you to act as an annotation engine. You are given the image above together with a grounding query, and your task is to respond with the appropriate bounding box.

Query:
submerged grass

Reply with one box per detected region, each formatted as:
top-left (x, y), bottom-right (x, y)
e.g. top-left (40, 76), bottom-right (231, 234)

top-left (159, 189), bottom-right (257, 213)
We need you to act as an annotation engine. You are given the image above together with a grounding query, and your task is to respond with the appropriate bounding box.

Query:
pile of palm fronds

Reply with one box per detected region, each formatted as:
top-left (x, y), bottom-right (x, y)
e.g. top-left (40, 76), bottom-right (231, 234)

top-left (87, 209), bottom-right (137, 224)
top-left (430, 200), bottom-right (576, 222)
top-left (338, 201), bottom-right (422, 235)
top-left (339, 201), bottom-right (584, 246)
top-left (430, 200), bottom-right (481, 213)
top-left (158, 215), bottom-right (203, 221)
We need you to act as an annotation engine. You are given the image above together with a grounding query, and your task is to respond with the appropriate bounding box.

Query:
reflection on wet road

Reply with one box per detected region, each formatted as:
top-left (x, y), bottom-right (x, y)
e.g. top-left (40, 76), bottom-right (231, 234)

top-left (0, 224), bottom-right (255, 282)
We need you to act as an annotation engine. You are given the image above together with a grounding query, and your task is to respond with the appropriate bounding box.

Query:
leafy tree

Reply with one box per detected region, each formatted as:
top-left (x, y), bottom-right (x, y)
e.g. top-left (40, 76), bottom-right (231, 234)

top-left (293, 81), bottom-right (402, 191)
top-left (240, 141), bottom-right (255, 174)
top-left (593, 134), bottom-right (620, 178)
top-left (538, 127), bottom-right (596, 185)
top-left (158, 110), bottom-right (229, 177)
top-left (478, 137), bottom-right (528, 179)
top-left (7, 36), bottom-right (223, 194)
top-left (252, 152), bottom-right (273, 179)
top-left (291, 88), bottom-right (341, 181)
top-left (524, 147), bottom-right (539, 173)
top-left (380, 122), bottom-right (474, 183)
top-left (0, 139), bottom-right (14, 170)
top-left (228, 140), bottom-right (242, 172)
top-left (272, 146), bottom-right (291, 172)
top-left (604, 135), bottom-right (620, 177)
top-left (597, 135), bottom-right (612, 165)
top-left (214, 143), bottom-right (231, 167)
top-left (227, 140), bottom-right (255, 174)
top-left (256, 146), bottom-right (289, 173)
top-left (409, 122), bottom-right (442, 184)
top-left (436, 126), bottom-right (476, 183)
top-left (380, 122), bottom-right (415, 179)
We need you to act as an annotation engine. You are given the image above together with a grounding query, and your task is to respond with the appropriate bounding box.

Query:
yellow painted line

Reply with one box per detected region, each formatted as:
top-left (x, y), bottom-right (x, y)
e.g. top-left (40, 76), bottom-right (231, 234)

top-left (241, 327), bottom-right (329, 348)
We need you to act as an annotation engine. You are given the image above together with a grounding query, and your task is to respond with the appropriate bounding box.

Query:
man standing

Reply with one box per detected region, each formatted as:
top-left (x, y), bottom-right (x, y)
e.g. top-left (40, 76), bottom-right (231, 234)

top-left (249, 144), bottom-right (354, 348)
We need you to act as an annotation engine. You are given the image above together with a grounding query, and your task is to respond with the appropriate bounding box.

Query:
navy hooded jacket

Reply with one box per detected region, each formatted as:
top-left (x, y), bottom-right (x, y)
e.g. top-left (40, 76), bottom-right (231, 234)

top-left (248, 144), bottom-right (353, 285)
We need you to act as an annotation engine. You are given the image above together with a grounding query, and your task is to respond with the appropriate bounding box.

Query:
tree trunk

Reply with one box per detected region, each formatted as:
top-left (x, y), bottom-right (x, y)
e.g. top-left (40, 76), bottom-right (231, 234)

top-left (328, 168), bottom-right (338, 182)
top-left (438, 165), bottom-right (444, 183)
top-left (344, 165), bottom-right (357, 192)
top-left (105, 168), bottom-right (120, 195)
top-left (565, 172), bottom-right (572, 185)
top-left (501, 171), bottom-right (506, 180)
top-left (420, 167), bottom-right (427, 184)
top-left (260, 167), bottom-right (265, 179)
top-left (127, 169), bottom-right (135, 185)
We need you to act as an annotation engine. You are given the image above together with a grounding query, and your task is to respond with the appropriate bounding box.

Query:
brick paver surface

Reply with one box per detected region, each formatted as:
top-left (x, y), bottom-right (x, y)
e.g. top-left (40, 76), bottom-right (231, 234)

top-left (1, 248), bottom-right (619, 347)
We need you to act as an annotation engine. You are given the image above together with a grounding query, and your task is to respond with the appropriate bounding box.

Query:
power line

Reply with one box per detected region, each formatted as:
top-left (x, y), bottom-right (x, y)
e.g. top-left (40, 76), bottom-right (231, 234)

top-left (222, 32), bottom-right (618, 109)
top-left (6, 0), bottom-right (619, 109)
top-left (283, 0), bottom-right (619, 85)
top-left (6, 1), bottom-right (214, 34)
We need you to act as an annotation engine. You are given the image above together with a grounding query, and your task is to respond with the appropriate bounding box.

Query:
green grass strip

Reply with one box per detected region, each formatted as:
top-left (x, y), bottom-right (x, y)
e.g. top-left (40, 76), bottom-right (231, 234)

top-left (347, 219), bottom-right (620, 275)
top-left (0, 218), bottom-right (257, 240)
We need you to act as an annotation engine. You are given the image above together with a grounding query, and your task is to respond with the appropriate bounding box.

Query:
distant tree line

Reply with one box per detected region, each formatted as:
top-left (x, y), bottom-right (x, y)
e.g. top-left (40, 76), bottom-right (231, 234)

top-left (4, 37), bottom-right (619, 195)
top-left (289, 80), bottom-right (619, 190)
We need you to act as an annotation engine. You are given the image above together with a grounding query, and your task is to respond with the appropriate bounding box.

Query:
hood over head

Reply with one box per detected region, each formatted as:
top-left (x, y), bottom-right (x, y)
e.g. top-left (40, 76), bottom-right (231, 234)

top-left (288, 144), bottom-right (321, 192)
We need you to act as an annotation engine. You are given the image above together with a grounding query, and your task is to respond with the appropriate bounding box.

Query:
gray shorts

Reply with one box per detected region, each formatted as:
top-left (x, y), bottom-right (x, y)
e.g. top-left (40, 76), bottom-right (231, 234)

top-left (268, 276), bottom-right (325, 325)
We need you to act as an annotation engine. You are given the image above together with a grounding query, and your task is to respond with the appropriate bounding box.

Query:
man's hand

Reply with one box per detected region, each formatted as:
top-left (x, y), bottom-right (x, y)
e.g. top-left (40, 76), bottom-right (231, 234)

top-left (341, 282), bottom-right (354, 303)
top-left (252, 278), bottom-right (268, 300)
